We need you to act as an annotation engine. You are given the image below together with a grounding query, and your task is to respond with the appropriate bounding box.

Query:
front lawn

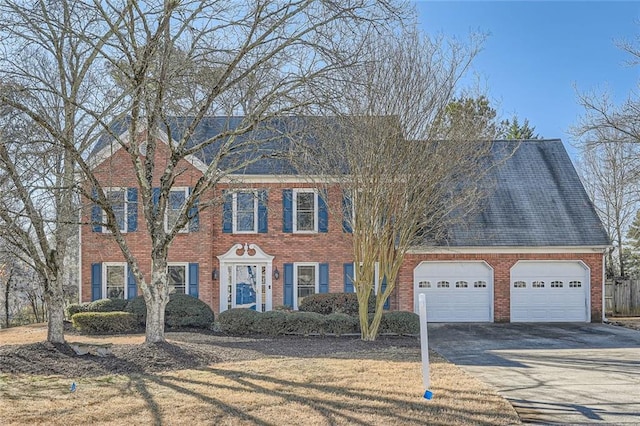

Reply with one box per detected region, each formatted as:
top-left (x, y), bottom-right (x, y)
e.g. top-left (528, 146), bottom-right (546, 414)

top-left (0, 324), bottom-right (520, 425)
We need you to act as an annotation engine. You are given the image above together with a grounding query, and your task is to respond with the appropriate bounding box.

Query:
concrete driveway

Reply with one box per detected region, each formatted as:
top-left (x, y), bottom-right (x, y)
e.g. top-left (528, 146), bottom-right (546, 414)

top-left (428, 323), bottom-right (640, 424)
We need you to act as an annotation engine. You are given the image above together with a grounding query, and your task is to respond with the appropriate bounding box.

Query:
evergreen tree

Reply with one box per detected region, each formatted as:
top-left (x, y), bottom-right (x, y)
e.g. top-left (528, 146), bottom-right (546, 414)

top-left (500, 116), bottom-right (541, 139)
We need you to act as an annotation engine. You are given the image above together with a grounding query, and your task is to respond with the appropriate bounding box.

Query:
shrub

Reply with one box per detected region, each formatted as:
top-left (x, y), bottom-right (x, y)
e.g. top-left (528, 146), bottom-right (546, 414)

top-left (88, 298), bottom-right (129, 313)
top-left (124, 294), bottom-right (215, 329)
top-left (284, 311), bottom-right (326, 335)
top-left (165, 293), bottom-right (215, 328)
top-left (66, 302), bottom-right (91, 318)
top-left (71, 311), bottom-right (139, 334)
top-left (380, 311), bottom-right (420, 335)
top-left (218, 308), bottom-right (260, 335)
top-left (324, 312), bottom-right (359, 336)
top-left (251, 310), bottom-right (289, 336)
top-left (299, 292), bottom-right (375, 316)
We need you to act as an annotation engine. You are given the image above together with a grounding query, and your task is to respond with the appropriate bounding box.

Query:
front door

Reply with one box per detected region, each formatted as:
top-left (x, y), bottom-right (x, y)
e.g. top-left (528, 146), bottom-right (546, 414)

top-left (223, 263), bottom-right (272, 312)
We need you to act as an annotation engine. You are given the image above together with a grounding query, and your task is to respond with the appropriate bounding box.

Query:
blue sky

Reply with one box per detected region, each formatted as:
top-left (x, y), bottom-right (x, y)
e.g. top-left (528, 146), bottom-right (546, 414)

top-left (415, 1), bottom-right (640, 159)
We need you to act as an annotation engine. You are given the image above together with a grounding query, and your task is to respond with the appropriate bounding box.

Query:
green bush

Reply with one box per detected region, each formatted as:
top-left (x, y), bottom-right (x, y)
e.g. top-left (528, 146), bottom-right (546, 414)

top-left (284, 311), bottom-right (326, 335)
top-left (66, 302), bottom-right (91, 318)
top-left (380, 311), bottom-right (420, 335)
top-left (124, 294), bottom-right (214, 329)
top-left (324, 312), bottom-right (359, 336)
top-left (71, 311), bottom-right (139, 334)
top-left (299, 292), bottom-right (375, 316)
top-left (165, 293), bottom-right (214, 328)
top-left (251, 310), bottom-right (289, 336)
top-left (218, 308), bottom-right (261, 335)
top-left (89, 298), bottom-right (130, 313)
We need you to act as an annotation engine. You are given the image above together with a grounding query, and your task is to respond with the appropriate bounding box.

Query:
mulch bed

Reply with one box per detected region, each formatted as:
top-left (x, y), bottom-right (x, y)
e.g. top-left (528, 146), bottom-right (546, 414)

top-left (0, 331), bottom-right (420, 378)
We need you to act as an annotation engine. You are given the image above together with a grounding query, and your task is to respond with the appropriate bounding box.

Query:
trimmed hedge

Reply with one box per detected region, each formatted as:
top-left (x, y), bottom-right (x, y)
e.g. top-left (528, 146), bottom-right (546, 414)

top-left (298, 292), bottom-right (376, 316)
top-left (124, 294), bottom-right (215, 329)
top-left (284, 311), bottom-right (326, 335)
top-left (324, 312), bottom-right (359, 336)
top-left (380, 311), bottom-right (420, 335)
top-left (218, 308), bottom-right (260, 335)
top-left (66, 302), bottom-right (91, 318)
top-left (71, 311), bottom-right (139, 334)
top-left (251, 310), bottom-right (288, 336)
top-left (89, 298), bottom-right (129, 312)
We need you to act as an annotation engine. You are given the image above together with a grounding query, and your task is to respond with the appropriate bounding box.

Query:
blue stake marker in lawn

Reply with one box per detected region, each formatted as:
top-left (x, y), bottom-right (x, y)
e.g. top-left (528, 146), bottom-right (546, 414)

top-left (70, 382), bottom-right (76, 393)
top-left (418, 293), bottom-right (432, 400)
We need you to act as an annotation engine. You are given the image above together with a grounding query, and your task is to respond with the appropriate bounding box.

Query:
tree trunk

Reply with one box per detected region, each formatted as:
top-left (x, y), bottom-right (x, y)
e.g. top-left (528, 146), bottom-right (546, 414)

top-left (45, 278), bottom-right (65, 343)
top-left (4, 277), bottom-right (9, 328)
top-left (144, 262), bottom-right (170, 343)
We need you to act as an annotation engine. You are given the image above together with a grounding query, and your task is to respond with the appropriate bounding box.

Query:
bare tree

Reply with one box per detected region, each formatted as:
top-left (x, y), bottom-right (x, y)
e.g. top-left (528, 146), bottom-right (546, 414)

top-left (573, 35), bottom-right (640, 277)
top-left (299, 29), bottom-right (502, 340)
top-left (1, 0), bottom-right (408, 343)
top-left (574, 131), bottom-right (639, 277)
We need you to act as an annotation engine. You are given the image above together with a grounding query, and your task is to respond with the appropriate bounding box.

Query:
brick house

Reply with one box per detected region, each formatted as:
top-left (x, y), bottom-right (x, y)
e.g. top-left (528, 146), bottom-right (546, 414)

top-left (80, 118), bottom-right (610, 322)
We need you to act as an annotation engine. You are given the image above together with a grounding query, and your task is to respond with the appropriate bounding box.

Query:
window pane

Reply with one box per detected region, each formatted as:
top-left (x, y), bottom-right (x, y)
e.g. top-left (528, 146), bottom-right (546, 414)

top-left (168, 265), bottom-right (186, 294)
top-left (235, 192), bottom-right (255, 232)
top-left (296, 211), bottom-right (314, 231)
top-left (297, 265), bottom-right (316, 305)
top-left (297, 192), bottom-right (315, 210)
top-left (106, 265), bottom-right (125, 299)
top-left (167, 189), bottom-right (186, 231)
top-left (107, 190), bottom-right (125, 231)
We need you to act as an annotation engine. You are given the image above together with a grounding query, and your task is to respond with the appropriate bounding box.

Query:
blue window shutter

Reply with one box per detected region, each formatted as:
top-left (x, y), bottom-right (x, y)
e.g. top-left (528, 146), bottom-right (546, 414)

top-left (188, 263), bottom-right (199, 298)
top-left (283, 263), bottom-right (294, 307)
top-left (381, 273), bottom-right (389, 309)
top-left (282, 189), bottom-right (293, 233)
top-left (127, 266), bottom-right (137, 299)
top-left (318, 193), bottom-right (328, 233)
top-left (91, 263), bottom-right (102, 301)
top-left (152, 187), bottom-right (160, 215)
top-left (188, 187), bottom-right (199, 232)
top-left (343, 263), bottom-right (354, 293)
top-left (342, 192), bottom-right (352, 233)
top-left (91, 189), bottom-right (102, 232)
top-left (258, 190), bottom-right (268, 233)
top-left (222, 191), bottom-right (232, 233)
top-left (127, 188), bottom-right (138, 232)
top-left (319, 263), bottom-right (329, 293)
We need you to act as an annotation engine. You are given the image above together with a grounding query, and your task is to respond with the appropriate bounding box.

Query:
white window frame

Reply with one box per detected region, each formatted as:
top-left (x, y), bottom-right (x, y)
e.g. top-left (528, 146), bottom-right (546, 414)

top-left (293, 262), bottom-right (319, 309)
top-left (232, 190), bottom-right (258, 234)
top-left (167, 262), bottom-right (189, 294)
top-left (102, 187), bottom-right (128, 233)
top-left (165, 187), bottom-right (189, 233)
top-left (293, 189), bottom-right (318, 233)
top-left (103, 262), bottom-right (128, 299)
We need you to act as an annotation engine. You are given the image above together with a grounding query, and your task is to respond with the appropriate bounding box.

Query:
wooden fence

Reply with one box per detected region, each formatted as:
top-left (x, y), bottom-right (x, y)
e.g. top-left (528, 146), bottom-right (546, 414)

top-left (605, 278), bottom-right (640, 317)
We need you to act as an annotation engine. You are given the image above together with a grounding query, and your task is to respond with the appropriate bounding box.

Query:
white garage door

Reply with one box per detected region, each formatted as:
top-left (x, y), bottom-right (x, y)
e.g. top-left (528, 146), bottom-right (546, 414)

top-left (510, 261), bottom-right (589, 322)
top-left (414, 261), bottom-right (493, 322)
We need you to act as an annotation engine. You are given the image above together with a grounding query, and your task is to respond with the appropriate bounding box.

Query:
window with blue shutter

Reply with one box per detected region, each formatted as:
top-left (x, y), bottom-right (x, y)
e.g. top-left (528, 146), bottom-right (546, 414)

top-left (127, 266), bottom-right (137, 299)
top-left (342, 191), bottom-right (352, 233)
top-left (319, 263), bottom-right (329, 293)
top-left (258, 190), bottom-right (268, 233)
top-left (283, 263), bottom-right (294, 307)
top-left (188, 263), bottom-right (199, 298)
top-left (343, 263), bottom-right (354, 293)
top-left (91, 263), bottom-right (102, 301)
top-left (222, 191), bottom-right (232, 233)
top-left (282, 189), bottom-right (293, 233)
top-left (381, 273), bottom-right (390, 309)
top-left (318, 194), bottom-right (328, 233)
top-left (188, 187), bottom-right (199, 232)
top-left (91, 189), bottom-right (102, 232)
top-left (127, 188), bottom-right (138, 232)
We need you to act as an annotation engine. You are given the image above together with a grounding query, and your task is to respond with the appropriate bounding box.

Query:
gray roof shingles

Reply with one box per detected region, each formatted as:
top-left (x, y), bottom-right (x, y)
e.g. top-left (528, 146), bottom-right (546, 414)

top-left (94, 117), bottom-right (609, 247)
top-left (447, 140), bottom-right (610, 247)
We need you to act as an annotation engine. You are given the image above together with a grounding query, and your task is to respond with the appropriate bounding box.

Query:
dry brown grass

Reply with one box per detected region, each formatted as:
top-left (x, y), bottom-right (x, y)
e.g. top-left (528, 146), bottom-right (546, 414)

top-left (0, 325), bottom-right (520, 425)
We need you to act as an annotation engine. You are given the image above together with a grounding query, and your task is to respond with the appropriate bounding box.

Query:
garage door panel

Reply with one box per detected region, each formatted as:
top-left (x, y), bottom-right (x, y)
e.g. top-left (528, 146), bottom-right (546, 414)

top-left (414, 261), bottom-right (493, 322)
top-left (511, 261), bottom-right (589, 323)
